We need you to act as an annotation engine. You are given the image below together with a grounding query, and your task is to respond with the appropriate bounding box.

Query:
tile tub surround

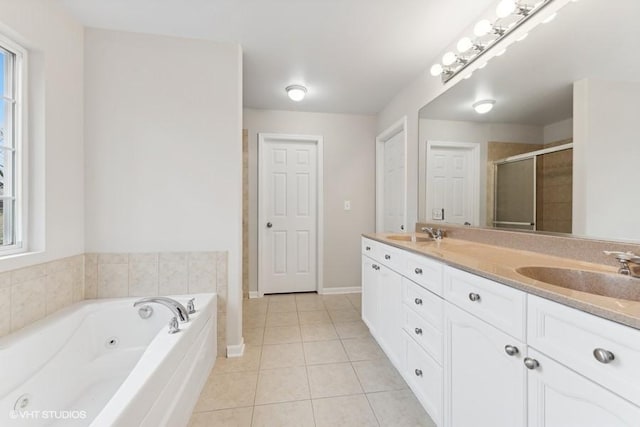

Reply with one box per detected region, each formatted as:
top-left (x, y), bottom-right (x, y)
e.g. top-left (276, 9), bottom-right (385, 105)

top-left (86, 251), bottom-right (229, 356)
top-left (369, 231), bottom-right (640, 329)
top-left (189, 293), bottom-right (435, 427)
top-left (0, 255), bottom-right (84, 338)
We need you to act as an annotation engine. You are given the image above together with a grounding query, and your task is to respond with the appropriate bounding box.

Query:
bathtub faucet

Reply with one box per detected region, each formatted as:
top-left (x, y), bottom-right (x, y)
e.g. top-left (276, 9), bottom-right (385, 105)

top-left (133, 297), bottom-right (190, 323)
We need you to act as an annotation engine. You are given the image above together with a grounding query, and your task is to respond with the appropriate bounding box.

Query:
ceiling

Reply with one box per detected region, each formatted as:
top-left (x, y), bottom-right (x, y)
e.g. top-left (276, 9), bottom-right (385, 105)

top-left (59, 0), bottom-right (495, 115)
top-left (419, 0), bottom-right (640, 126)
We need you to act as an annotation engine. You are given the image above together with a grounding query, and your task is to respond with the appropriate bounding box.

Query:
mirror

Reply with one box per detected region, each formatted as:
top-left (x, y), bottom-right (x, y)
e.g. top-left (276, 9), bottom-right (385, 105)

top-left (418, 0), bottom-right (640, 243)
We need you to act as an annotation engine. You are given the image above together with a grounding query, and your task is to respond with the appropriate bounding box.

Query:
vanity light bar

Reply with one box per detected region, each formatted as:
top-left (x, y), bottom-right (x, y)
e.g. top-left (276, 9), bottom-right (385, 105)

top-left (430, 0), bottom-right (556, 84)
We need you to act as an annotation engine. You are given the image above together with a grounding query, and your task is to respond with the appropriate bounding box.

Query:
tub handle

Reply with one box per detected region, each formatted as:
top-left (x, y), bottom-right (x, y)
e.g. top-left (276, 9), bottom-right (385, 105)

top-left (187, 298), bottom-right (196, 314)
top-left (168, 317), bottom-right (180, 334)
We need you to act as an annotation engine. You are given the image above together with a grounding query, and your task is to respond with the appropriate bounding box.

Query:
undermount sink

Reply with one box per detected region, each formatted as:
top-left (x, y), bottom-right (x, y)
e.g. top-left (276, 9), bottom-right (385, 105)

top-left (386, 234), bottom-right (434, 243)
top-left (516, 266), bottom-right (640, 302)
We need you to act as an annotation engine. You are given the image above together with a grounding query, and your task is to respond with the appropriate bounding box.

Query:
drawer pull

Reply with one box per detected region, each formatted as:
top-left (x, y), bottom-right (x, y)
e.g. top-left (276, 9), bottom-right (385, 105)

top-left (385, 254), bottom-right (391, 260)
top-left (468, 292), bottom-right (481, 302)
top-left (414, 369), bottom-right (423, 377)
top-left (414, 298), bottom-right (423, 305)
top-left (524, 357), bottom-right (540, 370)
top-left (414, 327), bottom-right (423, 335)
top-left (504, 345), bottom-right (519, 356)
top-left (414, 268), bottom-right (423, 275)
top-left (372, 264), bottom-right (380, 271)
top-left (365, 246), bottom-right (371, 251)
top-left (593, 348), bottom-right (615, 364)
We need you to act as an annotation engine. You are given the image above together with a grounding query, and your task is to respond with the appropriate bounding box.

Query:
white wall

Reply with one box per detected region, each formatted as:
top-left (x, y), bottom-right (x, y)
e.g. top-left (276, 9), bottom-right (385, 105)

top-left (84, 29), bottom-right (244, 348)
top-left (544, 118), bottom-right (573, 144)
top-left (244, 108), bottom-right (376, 293)
top-left (0, 0), bottom-right (84, 271)
top-left (573, 79), bottom-right (640, 242)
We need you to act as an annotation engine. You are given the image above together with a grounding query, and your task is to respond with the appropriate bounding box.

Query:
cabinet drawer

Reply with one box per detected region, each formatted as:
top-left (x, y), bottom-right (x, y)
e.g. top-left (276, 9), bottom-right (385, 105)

top-left (528, 294), bottom-right (640, 407)
top-left (403, 277), bottom-right (443, 332)
top-left (377, 243), bottom-right (406, 273)
top-left (404, 307), bottom-right (443, 364)
top-left (405, 253), bottom-right (444, 297)
top-left (444, 266), bottom-right (526, 341)
top-left (362, 238), bottom-right (378, 258)
top-left (405, 333), bottom-right (443, 426)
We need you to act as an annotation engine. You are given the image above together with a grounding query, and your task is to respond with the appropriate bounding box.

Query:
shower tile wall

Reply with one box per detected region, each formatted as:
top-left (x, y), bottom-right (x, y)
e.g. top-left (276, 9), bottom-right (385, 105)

top-left (537, 147), bottom-right (573, 233)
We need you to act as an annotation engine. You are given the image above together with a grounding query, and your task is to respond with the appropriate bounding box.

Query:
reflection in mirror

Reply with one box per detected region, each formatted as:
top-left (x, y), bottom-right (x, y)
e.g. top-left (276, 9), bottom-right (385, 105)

top-left (418, 0), bottom-right (640, 242)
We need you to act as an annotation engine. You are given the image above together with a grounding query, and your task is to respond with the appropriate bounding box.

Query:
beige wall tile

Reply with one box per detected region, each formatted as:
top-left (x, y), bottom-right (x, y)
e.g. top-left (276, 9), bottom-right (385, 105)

top-left (98, 263), bottom-right (129, 298)
top-left (159, 253), bottom-right (188, 295)
top-left (129, 253), bottom-right (159, 297)
top-left (188, 252), bottom-right (217, 293)
top-left (11, 278), bottom-right (46, 331)
top-left (0, 287), bottom-right (10, 336)
top-left (46, 269), bottom-right (75, 315)
top-left (98, 253), bottom-right (129, 264)
top-left (84, 255), bottom-right (98, 299)
top-left (0, 272), bottom-right (11, 289)
top-left (11, 264), bottom-right (46, 285)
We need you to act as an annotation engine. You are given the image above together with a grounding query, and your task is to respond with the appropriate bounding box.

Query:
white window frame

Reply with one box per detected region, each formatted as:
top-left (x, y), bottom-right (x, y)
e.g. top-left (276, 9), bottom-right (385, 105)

top-left (0, 34), bottom-right (27, 256)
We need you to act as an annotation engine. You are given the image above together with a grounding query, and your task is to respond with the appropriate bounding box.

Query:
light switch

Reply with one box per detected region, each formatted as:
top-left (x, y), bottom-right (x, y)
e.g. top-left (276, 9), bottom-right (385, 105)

top-left (432, 208), bottom-right (443, 220)
top-left (344, 200), bottom-right (351, 211)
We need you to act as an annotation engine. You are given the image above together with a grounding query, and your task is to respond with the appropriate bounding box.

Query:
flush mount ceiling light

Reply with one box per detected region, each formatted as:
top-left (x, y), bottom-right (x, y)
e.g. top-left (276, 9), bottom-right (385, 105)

top-left (473, 99), bottom-right (496, 114)
top-left (430, 0), bottom-right (560, 84)
top-left (286, 85), bottom-right (307, 102)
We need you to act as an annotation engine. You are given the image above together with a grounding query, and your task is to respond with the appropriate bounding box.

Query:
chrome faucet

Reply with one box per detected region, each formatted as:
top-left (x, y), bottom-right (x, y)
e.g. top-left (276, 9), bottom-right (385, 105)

top-left (421, 227), bottom-right (445, 240)
top-left (133, 297), bottom-right (190, 334)
top-left (604, 251), bottom-right (640, 278)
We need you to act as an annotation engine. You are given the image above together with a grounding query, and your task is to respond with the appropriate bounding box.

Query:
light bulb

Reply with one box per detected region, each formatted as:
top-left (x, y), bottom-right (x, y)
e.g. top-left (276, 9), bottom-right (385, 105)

top-left (442, 51), bottom-right (457, 66)
top-left (286, 85), bottom-right (307, 102)
top-left (474, 20), bottom-right (493, 37)
top-left (430, 64), bottom-right (443, 76)
top-left (473, 100), bottom-right (496, 114)
top-left (496, 0), bottom-right (516, 18)
top-left (457, 37), bottom-right (473, 53)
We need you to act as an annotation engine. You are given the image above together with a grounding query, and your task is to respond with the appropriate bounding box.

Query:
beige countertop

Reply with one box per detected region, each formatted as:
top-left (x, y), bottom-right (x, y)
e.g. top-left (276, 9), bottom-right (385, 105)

top-left (363, 233), bottom-right (640, 330)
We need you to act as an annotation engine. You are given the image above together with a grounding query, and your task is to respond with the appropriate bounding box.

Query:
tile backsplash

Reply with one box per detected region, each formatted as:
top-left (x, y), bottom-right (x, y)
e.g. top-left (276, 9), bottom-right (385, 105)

top-left (1, 251), bottom-right (228, 356)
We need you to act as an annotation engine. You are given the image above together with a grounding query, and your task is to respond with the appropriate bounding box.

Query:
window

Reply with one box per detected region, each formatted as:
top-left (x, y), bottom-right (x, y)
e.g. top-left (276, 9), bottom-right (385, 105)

top-left (0, 36), bottom-right (25, 254)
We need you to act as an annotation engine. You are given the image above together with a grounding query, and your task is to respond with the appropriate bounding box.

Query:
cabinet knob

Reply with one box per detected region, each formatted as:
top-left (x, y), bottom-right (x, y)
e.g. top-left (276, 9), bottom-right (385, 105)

top-left (414, 268), bottom-right (423, 275)
top-left (372, 264), bottom-right (380, 271)
top-left (593, 348), bottom-right (615, 364)
top-left (414, 298), bottom-right (423, 305)
top-left (365, 246), bottom-right (371, 251)
top-left (414, 327), bottom-right (423, 335)
top-left (385, 254), bottom-right (391, 260)
top-left (524, 357), bottom-right (540, 370)
top-left (414, 369), bottom-right (423, 377)
top-left (468, 292), bottom-right (481, 302)
top-left (266, 222), bottom-right (273, 228)
top-left (504, 345), bottom-right (519, 356)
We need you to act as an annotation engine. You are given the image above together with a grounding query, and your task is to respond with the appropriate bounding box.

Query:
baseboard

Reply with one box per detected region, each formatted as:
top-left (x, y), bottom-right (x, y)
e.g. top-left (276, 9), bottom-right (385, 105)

top-left (249, 291), bottom-right (263, 299)
top-left (226, 339), bottom-right (245, 358)
top-left (319, 286), bottom-right (362, 295)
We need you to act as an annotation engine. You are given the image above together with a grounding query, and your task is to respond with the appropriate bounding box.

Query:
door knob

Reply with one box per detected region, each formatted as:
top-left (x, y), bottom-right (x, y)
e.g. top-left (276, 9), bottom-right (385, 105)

top-left (266, 222), bottom-right (273, 228)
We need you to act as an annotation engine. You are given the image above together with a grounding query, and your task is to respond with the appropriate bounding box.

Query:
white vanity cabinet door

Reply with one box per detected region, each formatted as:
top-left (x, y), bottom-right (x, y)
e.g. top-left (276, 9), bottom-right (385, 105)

top-left (444, 302), bottom-right (526, 427)
top-left (527, 348), bottom-right (640, 427)
top-left (378, 264), bottom-right (404, 368)
top-left (362, 255), bottom-right (380, 334)
top-left (362, 238), bottom-right (378, 259)
top-left (406, 334), bottom-right (443, 427)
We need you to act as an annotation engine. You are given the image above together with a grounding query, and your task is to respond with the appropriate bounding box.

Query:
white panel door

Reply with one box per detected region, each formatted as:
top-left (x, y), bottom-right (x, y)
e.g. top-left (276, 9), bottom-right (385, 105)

top-left (383, 132), bottom-right (405, 232)
top-left (426, 144), bottom-right (476, 226)
top-left (260, 138), bottom-right (317, 294)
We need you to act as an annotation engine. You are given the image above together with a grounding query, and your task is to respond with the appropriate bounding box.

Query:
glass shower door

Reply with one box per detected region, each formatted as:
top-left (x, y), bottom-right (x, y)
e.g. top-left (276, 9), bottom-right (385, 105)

top-left (494, 158), bottom-right (536, 230)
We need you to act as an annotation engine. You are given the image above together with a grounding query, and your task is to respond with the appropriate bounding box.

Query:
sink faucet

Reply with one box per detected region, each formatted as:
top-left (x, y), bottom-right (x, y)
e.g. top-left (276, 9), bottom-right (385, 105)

top-left (421, 227), bottom-right (445, 240)
top-left (604, 251), bottom-right (640, 278)
top-left (133, 297), bottom-right (190, 333)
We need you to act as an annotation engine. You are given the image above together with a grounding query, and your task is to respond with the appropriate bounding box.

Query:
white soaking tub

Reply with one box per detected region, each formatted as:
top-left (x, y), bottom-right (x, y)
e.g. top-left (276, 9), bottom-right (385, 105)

top-left (0, 293), bottom-right (217, 427)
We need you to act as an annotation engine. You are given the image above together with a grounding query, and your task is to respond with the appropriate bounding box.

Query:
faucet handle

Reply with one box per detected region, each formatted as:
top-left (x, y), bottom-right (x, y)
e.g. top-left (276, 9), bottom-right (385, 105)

top-left (168, 317), bottom-right (180, 334)
top-left (186, 298), bottom-right (196, 314)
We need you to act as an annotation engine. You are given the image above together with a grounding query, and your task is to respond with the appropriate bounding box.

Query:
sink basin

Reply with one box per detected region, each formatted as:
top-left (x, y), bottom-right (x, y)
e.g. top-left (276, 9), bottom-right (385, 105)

top-left (386, 234), bottom-right (433, 243)
top-left (516, 266), bottom-right (640, 302)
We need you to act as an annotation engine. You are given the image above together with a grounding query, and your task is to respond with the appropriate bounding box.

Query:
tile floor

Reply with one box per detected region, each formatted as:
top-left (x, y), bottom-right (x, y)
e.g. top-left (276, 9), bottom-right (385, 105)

top-left (189, 293), bottom-right (436, 427)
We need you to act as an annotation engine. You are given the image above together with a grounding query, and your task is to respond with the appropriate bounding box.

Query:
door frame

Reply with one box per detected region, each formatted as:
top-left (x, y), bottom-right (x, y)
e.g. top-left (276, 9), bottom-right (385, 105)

top-left (425, 140), bottom-right (480, 226)
top-left (375, 116), bottom-right (408, 232)
top-left (257, 133), bottom-right (324, 297)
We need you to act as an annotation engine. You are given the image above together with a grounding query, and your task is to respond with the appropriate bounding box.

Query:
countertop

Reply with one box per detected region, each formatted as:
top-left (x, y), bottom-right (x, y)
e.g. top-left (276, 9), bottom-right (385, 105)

top-left (363, 233), bottom-right (640, 330)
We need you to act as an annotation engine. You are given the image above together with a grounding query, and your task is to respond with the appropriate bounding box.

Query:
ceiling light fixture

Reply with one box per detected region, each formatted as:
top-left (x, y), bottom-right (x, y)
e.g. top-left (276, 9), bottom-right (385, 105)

top-left (286, 85), bottom-right (307, 102)
top-left (429, 0), bottom-right (558, 84)
top-left (473, 99), bottom-right (496, 114)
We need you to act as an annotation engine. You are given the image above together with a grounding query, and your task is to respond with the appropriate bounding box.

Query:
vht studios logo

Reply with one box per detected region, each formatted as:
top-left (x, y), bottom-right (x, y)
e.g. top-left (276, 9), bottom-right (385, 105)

top-left (9, 410), bottom-right (87, 420)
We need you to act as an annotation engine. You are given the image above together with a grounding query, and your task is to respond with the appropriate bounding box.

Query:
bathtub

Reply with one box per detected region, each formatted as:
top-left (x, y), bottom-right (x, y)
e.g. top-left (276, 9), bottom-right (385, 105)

top-left (0, 293), bottom-right (217, 427)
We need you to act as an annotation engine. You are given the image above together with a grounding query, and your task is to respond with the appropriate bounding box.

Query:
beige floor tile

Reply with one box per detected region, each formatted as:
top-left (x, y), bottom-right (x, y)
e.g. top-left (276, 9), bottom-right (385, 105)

top-left (352, 359), bottom-right (407, 392)
top-left (244, 327), bottom-right (265, 346)
top-left (329, 308), bottom-right (361, 323)
top-left (301, 323), bottom-right (339, 342)
top-left (260, 343), bottom-right (305, 369)
top-left (346, 293), bottom-right (362, 309)
top-left (334, 320), bottom-right (371, 339)
top-left (244, 311), bottom-right (267, 329)
top-left (266, 310), bottom-right (299, 327)
top-left (367, 389), bottom-right (436, 427)
top-left (255, 366), bottom-right (310, 405)
top-left (322, 295), bottom-right (354, 310)
top-left (307, 362), bottom-right (363, 399)
top-left (263, 325), bottom-right (302, 344)
top-left (342, 337), bottom-right (385, 361)
top-left (313, 394), bottom-right (379, 427)
top-left (303, 340), bottom-right (348, 365)
top-left (268, 294), bottom-right (296, 303)
top-left (212, 346), bottom-right (262, 375)
top-left (194, 371), bottom-right (258, 411)
top-left (298, 310), bottom-right (332, 325)
top-left (268, 299), bottom-right (297, 313)
top-left (189, 407), bottom-right (253, 427)
top-left (244, 298), bottom-right (269, 314)
top-left (296, 296), bottom-right (326, 311)
top-left (251, 400), bottom-right (315, 427)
